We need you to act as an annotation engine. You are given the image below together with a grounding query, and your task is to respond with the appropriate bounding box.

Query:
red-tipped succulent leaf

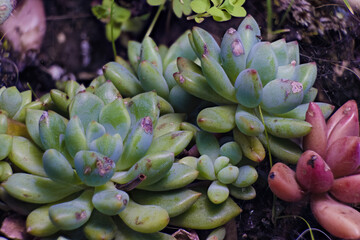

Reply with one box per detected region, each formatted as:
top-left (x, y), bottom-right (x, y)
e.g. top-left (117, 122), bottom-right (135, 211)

top-left (326, 100), bottom-right (359, 147)
top-left (303, 102), bottom-right (327, 159)
top-left (268, 162), bottom-right (305, 202)
top-left (326, 100), bottom-right (358, 137)
top-left (326, 136), bottom-right (360, 178)
top-left (330, 174), bottom-right (360, 204)
top-left (311, 193), bottom-right (360, 239)
top-left (295, 150), bottom-right (334, 193)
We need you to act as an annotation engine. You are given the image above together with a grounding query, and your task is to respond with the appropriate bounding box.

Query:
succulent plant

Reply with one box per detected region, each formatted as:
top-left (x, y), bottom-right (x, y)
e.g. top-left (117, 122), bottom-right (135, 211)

top-left (172, 15), bottom-right (334, 165)
top-left (0, 79), bottom-right (243, 239)
top-left (175, 130), bottom-right (259, 204)
top-left (268, 100), bottom-right (360, 239)
top-left (0, 13), bottom-right (344, 239)
top-left (102, 29), bottom-right (200, 114)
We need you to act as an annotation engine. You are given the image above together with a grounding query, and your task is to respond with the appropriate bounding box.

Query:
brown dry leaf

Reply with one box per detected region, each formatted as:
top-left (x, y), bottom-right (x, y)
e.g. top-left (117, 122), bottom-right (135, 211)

top-left (0, 214), bottom-right (27, 240)
top-left (172, 229), bottom-right (200, 240)
top-left (224, 218), bottom-right (238, 240)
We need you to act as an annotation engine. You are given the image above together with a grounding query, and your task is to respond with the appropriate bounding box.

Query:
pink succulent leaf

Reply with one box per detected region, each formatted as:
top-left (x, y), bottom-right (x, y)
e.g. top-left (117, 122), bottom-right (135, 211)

top-left (303, 102), bottom-right (327, 159)
top-left (327, 110), bottom-right (359, 148)
top-left (330, 174), bottom-right (360, 204)
top-left (326, 136), bottom-right (360, 178)
top-left (326, 100), bottom-right (359, 140)
top-left (295, 150), bottom-right (334, 193)
top-left (268, 162), bottom-right (305, 202)
top-left (311, 193), bottom-right (360, 239)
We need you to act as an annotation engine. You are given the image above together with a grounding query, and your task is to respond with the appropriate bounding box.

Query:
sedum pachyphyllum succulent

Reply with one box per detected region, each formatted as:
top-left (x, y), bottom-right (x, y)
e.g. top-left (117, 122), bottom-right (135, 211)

top-left (172, 15), bottom-right (334, 165)
top-left (99, 18), bottom-right (263, 204)
top-left (0, 79), bottom-right (242, 239)
top-left (97, 15), bottom-right (335, 206)
top-left (268, 100), bottom-right (360, 239)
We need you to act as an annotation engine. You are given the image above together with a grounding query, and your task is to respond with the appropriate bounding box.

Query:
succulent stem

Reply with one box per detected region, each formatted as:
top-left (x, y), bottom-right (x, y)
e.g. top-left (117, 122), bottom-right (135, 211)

top-left (115, 174), bottom-right (147, 191)
top-left (144, 3), bottom-right (165, 39)
top-left (266, 0), bottom-right (273, 40)
top-left (258, 106), bottom-right (273, 168)
top-left (110, 0), bottom-right (117, 60)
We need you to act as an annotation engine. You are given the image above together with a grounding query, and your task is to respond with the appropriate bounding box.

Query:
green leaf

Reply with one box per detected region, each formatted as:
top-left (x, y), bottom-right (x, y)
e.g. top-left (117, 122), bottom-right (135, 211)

top-left (172, 0), bottom-right (193, 18)
top-left (173, 0), bottom-right (183, 18)
top-left (105, 22), bottom-right (122, 42)
top-left (195, 16), bottom-right (205, 23)
top-left (182, 0), bottom-right (193, 15)
top-left (91, 5), bottom-right (109, 20)
top-left (122, 14), bottom-right (148, 33)
top-left (207, 7), bottom-right (231, 21)
top-left (191, 0), bottom-right (211, 13)
top-left (112, 5), bottom-right (131, 23)
top-left (211, 0), bottom-right (224, 7)
top-left (102, 0), bottom-right (113, 8)
top-left (147, 0), bottom-right (166, 6)
top-left (221, 0), bottom-right (246, 17)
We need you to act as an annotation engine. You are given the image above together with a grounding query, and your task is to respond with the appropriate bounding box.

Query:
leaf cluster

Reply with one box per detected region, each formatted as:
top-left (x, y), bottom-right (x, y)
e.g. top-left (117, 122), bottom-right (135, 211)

top-left (91, 0), bottom-right (148, 42)
top-left (190, 0), bottom-right (246, 22)
top-left (147, 0), bottom-right (247, 23)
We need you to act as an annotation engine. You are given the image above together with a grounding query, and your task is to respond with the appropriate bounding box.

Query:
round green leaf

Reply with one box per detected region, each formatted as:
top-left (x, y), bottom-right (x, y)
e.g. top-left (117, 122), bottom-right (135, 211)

top-left (191, 0), bottom-right (210, 13)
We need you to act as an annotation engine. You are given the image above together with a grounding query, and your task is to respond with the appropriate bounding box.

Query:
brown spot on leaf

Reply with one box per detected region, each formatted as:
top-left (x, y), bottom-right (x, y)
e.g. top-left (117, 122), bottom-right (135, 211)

top-left (245, 24), bottom-right (253, 30)
top-left (75, 211), bottom-right (87, 220)
top-left (156, 123), bottom-right (167, 131)
top-left (227, 28), bottom-right (236, 34)
top-left (145, 159), bottom-right (152, 169)
top-left (307, 155), bottom-right (317, 168)
top-left (171, 132), bottom-right (183, 139)
top-left (96, 157), bottom-right (114, 176)
top-left (231, 39), bottom-right (244, 56)
top-left (172, 229), bottom-right (200, 240)
top-left (203, 44), bottom-right (209, 55)
top-left (141, 116), bottom-right (153, 134)
top-left (198, 118), bottom-right (205, 123)
top-left (308, 110), bottom-right (314, 117)
top-left (344, 107), bottom-right (352, 115)
top-left (84, 166), bottom-right (92, 175)
top-left (116, 194), bottom-right (122, 201)
top-left (39, 111), bottom-right (48, 122)
top-left (135, 216), bottom-right (144, 225)
top-left (291, 81), bottom-right (303, 93)
top-left (179, 74), bottom-right (185, 84)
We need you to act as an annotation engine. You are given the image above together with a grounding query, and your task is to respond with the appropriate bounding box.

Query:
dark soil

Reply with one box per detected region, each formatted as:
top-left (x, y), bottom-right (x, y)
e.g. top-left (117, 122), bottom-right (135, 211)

top-left (1, 0), bottom-right (360, 239)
